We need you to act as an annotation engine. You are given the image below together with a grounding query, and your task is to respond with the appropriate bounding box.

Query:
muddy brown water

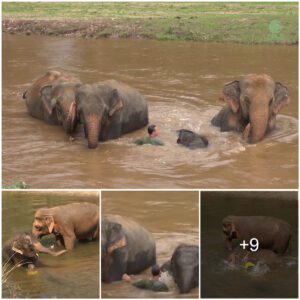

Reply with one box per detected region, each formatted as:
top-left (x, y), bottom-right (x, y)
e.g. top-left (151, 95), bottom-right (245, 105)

top-left (2, 191), bottom-right (99, 298)
top-left (101, 191), bottom-right (199, 298)
top-left (2, 34), bottom-right (298, 188)
top-left (201, 191), bottom-right (298, 298)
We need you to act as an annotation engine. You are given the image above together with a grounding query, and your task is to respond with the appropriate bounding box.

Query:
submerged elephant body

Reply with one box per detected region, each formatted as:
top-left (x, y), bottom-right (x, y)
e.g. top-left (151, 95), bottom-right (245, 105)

top-left (212, 74), bottom-right (290, 143)
top-left (161, 244), bottom-right (199, 294)
top-left (101, 215), bottom-right (156, 283)
top-left (3, 232), bottom-right (65, 269)
top-left (32, 202), bottom-right (99, 250)
top-left (23, 70), bottom-right (81, 126)
top-left (222, 215), bottom-right (292, 254)
top-left (177, 129), bottom-right (208, 149)
top-left (76, 80), bottom-right (149, 148)
top-left (227, 247), bottom-right (281, 267)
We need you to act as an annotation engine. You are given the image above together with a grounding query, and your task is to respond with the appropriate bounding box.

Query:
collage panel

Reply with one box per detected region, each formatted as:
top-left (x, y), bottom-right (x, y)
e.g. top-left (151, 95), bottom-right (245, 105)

top-left (101, 190), bottom-right (199, 298)
top-left (2, 191), bottom-right (99, 299)
top-left (201, 191), bottom-right (298, 298)
top-left (2, 2), bottom-right (298, 190)
top-left (1, 2), bottom-right (299, 300)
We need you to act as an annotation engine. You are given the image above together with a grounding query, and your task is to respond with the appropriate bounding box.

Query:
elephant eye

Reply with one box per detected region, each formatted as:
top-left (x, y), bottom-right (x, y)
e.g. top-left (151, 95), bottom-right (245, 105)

top-left (244, 97), bottom-right (250, 108)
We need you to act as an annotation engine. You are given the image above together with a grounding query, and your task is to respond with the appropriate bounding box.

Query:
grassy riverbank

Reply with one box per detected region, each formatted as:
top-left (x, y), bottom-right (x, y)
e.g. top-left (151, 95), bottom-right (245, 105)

top-left (2, 2), bottom-right (298, 44)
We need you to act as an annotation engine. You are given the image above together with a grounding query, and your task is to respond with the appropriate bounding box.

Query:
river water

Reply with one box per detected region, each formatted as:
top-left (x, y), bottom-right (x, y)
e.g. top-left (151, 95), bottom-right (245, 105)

top-left (201, 191), bottom-right (298, 298)
top-left (101, 191), bottom-right (199, 298)
top-left (2, 191), bottom-right (99, 298)
top-left (2, 34), bottom-right (298, 189)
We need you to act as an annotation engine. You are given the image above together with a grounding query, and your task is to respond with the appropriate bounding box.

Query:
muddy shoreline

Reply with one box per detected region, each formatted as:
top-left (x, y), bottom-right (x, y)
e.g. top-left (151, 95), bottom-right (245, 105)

top-left (3, 19), bottom-right (159, 40)
top-left (3, 18), bottom-right (298, 44)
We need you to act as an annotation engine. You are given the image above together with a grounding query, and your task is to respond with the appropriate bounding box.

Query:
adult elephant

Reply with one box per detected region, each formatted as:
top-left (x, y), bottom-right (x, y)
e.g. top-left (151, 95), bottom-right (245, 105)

top-left (102, 215), bottom-right (156, 283)
top-left (211, 74), bottom-right (290, 143)
top-left (222, 215), bottom-right (292, 254)
top-left (3, 232), bottom-right (66, 269)
top-left (75, 80), bottom-right (149, 148)
top-left (32, 202), bottom-right (99, 250)
top-left (23, 70), bottom-right (81, 127)
top-left (161, 244), bottom-right (199, 294)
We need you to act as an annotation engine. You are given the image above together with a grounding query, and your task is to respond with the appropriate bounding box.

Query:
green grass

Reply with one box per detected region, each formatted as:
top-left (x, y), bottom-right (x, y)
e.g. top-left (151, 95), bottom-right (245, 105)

top-left (2, 181), bottom-right (29, 189)
top-left (2, 2), bottom-right (298, 44)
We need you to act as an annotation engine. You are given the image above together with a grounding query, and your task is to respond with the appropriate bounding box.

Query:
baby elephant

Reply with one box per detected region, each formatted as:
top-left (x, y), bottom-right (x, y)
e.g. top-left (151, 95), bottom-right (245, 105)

top-left (227, 247), bottom-right (281, 267)
top-left (3, 233), bottom-right (65, 269)
top-left (177, 129), bottom-right (208, 149)
top-left (32, 202), bottom-right (99, 250)
top-left (222, 215), bottom-right (292, 254)
top-left (161, 244), bottom-right (199, 294)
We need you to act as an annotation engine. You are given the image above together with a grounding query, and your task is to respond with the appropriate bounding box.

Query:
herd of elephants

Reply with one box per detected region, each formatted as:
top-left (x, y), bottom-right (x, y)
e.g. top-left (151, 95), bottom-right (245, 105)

top-left (22, 70), bottom-right (290, 148)
top-left (3, 68), bottom-right (294, 297)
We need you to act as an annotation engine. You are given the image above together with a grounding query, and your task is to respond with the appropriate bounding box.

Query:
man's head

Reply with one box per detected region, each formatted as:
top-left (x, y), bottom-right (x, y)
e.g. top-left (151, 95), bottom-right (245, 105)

top-left (148, 125), bottom-right (158, 137)
top-left (151, 264), bottom-right (161, 277)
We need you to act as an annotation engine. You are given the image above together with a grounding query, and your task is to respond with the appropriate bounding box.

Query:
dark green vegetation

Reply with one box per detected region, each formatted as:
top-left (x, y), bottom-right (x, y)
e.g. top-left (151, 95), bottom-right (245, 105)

top-left (2, 2), bottom-right (298, 44)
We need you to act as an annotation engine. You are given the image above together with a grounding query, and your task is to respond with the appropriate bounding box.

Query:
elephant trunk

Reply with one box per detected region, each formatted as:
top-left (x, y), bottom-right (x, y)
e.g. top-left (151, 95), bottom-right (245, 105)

top-left (33, 241), bottom-right (67, 256)
top-left (249, 106), bottom-right (269, 144)
top-left (64, 101), bottom-right (77, 134)
top-left (176, 268), bottom-right (194, 294)
top-left (85, 114), bottom-right (102, 149)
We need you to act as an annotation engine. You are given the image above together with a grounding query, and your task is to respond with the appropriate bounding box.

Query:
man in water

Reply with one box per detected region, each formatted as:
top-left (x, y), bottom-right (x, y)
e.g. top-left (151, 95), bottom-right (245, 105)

top-left (134, 125), bottom-right (164, 146)
top-left (132, 264), bottom-right (169, 292)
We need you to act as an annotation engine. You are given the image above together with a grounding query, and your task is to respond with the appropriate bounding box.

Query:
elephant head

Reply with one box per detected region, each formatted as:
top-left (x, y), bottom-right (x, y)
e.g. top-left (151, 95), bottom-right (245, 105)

top-left (171, 244), bottom-right (199, 294)
top-left (220, 74), bottom-right (289, 143)
top-left (8, 232), bottom-right (66, 263)
top-left (32, 208), bottom-right (55, 239)
top-left (11, 233), bottom-right (39, 261)
top-left (222, 216), bottom-right (240, 250)
top-left (40, 82), bottom-right (81, 134)
top-left (76, 84), bottom-right (124, 149)
top-left (101, 219), bottom-right (127, 282)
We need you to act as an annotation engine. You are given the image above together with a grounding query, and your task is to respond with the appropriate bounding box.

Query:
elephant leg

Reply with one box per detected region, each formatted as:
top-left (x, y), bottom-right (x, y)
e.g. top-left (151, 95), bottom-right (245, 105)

top-left (56, 235), bottom-right (65, 248)
top-left (62, 233), bottom-right (76, 250)
top-left (224, 237), bottom-right (233, 251)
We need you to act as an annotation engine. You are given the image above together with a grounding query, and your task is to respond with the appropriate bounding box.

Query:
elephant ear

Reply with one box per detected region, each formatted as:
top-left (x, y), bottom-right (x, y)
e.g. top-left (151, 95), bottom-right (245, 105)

top-left (221, 80), bottom-right (241, 114)
top-left (12, 242), bottom-right (23, 255)
top-left (273, 82), bottom-right (290, 114)
top-left (40, 85), bottom-right (57, 115)
top-left (108, 89), bottom-right (123, 118)
top-left (45, 215), bottom-right (55, 233)
top-left (107, 222), bottom-right (127, 253)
